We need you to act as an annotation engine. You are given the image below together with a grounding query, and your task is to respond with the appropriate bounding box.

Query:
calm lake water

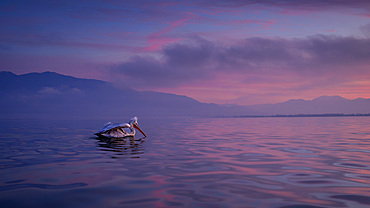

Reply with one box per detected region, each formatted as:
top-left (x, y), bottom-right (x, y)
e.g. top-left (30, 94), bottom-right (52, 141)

top-left (1, 116), bottom-right (370, 208)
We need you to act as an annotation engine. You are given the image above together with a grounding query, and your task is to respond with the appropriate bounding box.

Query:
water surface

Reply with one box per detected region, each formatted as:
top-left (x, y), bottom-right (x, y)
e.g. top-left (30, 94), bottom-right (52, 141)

top-left (1, 117), bottom-right (370, 207)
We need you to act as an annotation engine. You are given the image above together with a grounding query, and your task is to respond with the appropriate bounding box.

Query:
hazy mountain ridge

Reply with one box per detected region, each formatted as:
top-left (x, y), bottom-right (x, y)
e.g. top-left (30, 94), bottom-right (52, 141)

top-left (1, 71), bottom-right (369, 119)
top-left (249, 95), bottom-right (370, 115)
top-left (0, 71), bottom-right (253, 118)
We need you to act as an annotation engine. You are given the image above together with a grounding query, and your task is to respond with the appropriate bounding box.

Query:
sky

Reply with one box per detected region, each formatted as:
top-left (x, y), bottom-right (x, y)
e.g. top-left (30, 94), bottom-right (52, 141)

top-left (1, 0), bottom-right (370, 105)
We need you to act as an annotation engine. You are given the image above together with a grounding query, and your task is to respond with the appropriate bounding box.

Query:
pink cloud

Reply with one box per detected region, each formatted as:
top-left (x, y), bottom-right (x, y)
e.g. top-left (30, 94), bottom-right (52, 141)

top-left (143, 16), bottom-right (193, 52)
top-left (149, 17), bottom-right (193, 38)
top-left (142, 37), bottom-right (183, 52)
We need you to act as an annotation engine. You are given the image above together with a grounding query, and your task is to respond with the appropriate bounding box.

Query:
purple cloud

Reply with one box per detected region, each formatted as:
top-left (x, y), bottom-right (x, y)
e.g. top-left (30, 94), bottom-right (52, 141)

top-left (360, 23), bottom-right (370, 38)
top-left (111, 38), bottom-right (215, 87)
top-left (111, 35), bottom-right (370, 88)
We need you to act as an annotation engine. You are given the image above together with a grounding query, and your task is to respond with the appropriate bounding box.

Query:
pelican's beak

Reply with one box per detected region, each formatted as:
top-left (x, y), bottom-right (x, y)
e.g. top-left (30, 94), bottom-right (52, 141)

top-left (133, 124), bottom-right (147, 137)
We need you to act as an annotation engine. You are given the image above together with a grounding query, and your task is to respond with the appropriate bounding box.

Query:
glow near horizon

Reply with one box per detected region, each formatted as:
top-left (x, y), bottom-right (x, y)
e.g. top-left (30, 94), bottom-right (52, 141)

top-left (1, 0), bottom-right (370, 105)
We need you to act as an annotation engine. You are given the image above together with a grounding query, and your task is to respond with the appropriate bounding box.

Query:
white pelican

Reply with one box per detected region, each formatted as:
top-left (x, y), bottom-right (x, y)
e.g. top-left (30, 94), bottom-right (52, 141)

top-left (95, 117), bottom-right (146, 138)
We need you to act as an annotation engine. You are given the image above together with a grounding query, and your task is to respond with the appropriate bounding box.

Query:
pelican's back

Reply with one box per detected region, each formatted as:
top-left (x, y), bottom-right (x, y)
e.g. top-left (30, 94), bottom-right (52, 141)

top-left (96, 122), bottom-right (130, 135)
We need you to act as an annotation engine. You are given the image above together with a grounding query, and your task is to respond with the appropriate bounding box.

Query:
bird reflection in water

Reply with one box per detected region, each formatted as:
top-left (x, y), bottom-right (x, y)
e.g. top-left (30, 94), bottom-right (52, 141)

top-left (95, 136), bottom-right (146, 159)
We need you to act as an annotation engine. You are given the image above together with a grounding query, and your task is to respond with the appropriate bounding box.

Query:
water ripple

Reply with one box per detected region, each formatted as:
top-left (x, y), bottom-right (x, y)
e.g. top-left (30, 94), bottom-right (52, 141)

top-left (330, 194), bottom-right (370, 205)
top-left (0, 182), bottom-right (87, 191)
top-left (1, 117), bottom-right (370, 208)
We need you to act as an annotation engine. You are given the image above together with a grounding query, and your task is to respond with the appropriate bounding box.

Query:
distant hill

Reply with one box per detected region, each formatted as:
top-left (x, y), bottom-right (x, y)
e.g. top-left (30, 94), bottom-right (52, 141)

top-left (0, 71), bottom-right (253, 118)
top-left (248, 95), bottom-right (370, 115)
top-left (1, 71), bottom-right (369, 119)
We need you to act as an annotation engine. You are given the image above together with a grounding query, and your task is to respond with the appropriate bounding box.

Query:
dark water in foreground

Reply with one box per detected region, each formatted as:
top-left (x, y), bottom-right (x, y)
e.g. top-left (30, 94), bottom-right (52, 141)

top-left (1, 117), bottom-right (370, 208)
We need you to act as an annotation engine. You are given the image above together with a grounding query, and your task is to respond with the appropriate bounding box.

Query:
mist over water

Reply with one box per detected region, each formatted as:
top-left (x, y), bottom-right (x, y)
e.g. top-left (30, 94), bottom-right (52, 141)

top-left (1, 116), bottom-right (370, 207)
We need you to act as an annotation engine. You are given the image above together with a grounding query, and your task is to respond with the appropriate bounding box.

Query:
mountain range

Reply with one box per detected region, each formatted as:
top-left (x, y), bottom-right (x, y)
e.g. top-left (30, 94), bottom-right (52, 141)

top-left (248, 95), bottom-right (370, 115)
top-left (0, 71), bottom-right (253, 119)
top-left (1, 71), bottom-right (369, 119)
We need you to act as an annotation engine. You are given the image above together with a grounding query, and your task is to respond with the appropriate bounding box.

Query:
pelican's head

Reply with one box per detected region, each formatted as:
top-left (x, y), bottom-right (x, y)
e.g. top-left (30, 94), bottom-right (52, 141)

top-left (129, 116), bottom-right (146, 137)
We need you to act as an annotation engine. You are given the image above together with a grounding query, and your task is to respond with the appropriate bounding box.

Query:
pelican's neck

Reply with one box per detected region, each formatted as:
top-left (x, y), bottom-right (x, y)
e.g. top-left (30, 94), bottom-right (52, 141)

top-left (128, 119), bottom-right (137, 136)
top-left (128, 123), bottom-right (135, 135)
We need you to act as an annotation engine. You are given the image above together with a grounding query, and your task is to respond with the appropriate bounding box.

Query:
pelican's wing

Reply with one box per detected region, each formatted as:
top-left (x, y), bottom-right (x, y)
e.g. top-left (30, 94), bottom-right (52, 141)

top-left (96, 122), bottom-right (130, 134)
top-left (96, 122), bottom-right (112, 134)
top-left (107, 123), bottom-right (130, 131)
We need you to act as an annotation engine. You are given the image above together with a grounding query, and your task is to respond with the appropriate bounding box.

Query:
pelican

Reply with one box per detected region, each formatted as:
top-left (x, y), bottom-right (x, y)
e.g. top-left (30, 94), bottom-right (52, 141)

top-left (95, 117), bottom-right (146, 138)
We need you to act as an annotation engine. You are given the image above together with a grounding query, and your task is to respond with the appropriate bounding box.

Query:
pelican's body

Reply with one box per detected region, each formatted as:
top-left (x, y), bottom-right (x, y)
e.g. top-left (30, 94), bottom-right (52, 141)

top-left (95, 117), bottom-right (146, 138)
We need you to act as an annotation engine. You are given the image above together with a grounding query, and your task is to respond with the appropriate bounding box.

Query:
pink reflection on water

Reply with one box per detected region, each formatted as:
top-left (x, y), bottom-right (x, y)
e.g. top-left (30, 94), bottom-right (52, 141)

top-left (158, 117), bottom-right (370, 206)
